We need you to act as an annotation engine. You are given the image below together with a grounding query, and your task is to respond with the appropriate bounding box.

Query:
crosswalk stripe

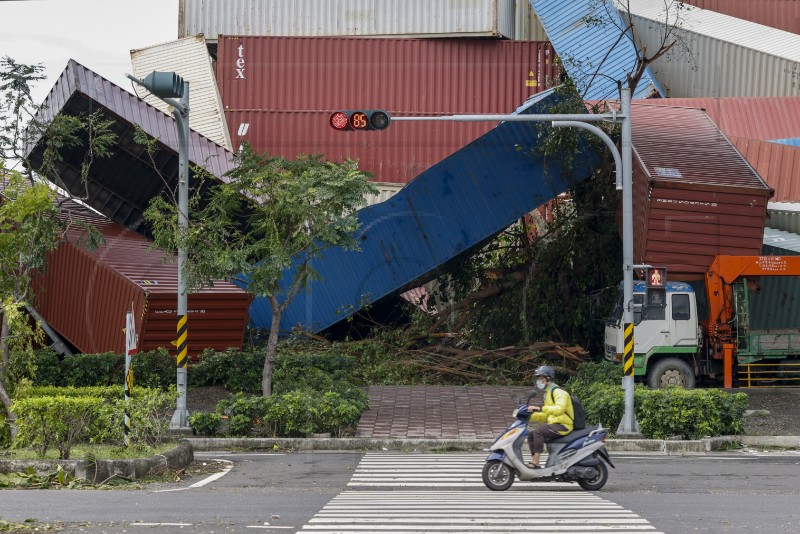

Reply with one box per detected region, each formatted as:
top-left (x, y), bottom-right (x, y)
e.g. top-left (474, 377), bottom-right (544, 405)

top-left (348, 451), bottom-right (577, 489)
top-left (301, 490), bottom-right (664, 533)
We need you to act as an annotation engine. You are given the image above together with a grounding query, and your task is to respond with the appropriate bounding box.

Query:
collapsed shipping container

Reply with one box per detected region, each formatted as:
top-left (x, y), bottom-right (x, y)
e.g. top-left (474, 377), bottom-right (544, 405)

top-left (29, 199), bottom-right (252, 356)
top-left (627, 103), bottom-right (772, 280)
top-left (216, 36), bottom-right (558, 185)
top-left (683, 0), bottom-right (800, 35)
top-left (131, 35), bottom-right (232, 150)
top-left (179, 0), bottom-right (520, 42)
top-left (625, 0), bottom-right (800, 97)
top-left (531, 0), bottom-right (664, 100)
top-left (24, 60), bottom-right (236, 236)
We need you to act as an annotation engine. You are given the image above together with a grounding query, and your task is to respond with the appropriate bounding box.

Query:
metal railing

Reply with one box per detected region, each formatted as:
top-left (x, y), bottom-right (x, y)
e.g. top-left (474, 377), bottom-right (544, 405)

top-left (739, 362), bottom-right (800, 387)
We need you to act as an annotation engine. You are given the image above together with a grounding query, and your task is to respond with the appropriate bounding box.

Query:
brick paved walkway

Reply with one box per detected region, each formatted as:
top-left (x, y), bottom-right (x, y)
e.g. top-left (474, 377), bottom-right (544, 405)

top-left (355, 385), bottom-right (535, 439)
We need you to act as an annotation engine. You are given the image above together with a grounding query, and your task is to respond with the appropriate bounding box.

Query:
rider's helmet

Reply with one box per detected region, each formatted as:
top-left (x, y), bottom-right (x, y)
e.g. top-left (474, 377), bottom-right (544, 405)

top-left (533, 365), bottom-right (555, 380)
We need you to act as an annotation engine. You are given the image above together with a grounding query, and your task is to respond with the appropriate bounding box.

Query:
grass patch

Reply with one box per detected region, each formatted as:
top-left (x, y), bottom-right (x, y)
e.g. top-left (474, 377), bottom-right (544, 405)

top-left (1, 442), bottom-right (179, 461)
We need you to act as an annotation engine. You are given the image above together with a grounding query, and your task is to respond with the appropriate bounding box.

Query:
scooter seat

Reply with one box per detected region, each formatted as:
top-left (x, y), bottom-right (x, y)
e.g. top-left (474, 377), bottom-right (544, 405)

top-left (548, 425), bottom-right (600, 444)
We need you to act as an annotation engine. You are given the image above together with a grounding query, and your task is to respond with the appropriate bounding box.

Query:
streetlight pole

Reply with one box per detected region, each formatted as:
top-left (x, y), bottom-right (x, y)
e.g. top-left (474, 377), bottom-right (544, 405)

top-left (126, 71), bottom-right (191, 429)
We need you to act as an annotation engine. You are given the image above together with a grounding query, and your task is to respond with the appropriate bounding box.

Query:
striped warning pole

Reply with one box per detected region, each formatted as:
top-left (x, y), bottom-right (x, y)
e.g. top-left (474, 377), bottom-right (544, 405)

top-left (124, 306), bottom-right (138, 447)
top-left (170, 313), bottom-right (189, 428)
top-left (623, 322), bottom-right (635, 378)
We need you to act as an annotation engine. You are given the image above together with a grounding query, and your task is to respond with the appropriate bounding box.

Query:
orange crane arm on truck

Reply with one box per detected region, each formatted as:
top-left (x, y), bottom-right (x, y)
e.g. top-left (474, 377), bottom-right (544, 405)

top-left (704, 255), bottom-right (800, 387)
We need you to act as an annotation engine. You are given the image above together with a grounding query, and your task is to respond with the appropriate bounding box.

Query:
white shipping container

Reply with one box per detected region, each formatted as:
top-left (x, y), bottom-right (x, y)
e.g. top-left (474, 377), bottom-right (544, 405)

top-left (515, 0), bottom-right (548, 41)
top-left (130, 36), bottom-right (232, 150)
top-left (179, 0), bottom-right (516, 41)
top-left (623, 0), bottom-right (800, 97)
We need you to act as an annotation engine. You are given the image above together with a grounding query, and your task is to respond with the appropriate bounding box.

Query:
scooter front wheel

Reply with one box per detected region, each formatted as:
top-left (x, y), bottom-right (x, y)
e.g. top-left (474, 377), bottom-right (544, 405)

top-left (482, 460), bottom-right (515, 491)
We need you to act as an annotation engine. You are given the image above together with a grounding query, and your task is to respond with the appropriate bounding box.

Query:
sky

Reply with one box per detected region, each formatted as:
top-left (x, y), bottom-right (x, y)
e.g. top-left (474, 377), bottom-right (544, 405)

top-left (0, 0), bottom-right (179, 104)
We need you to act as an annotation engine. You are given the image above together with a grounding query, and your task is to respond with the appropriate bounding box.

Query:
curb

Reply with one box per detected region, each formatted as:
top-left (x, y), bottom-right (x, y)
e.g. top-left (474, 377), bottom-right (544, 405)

top-left (0, 440), bottom-right (194, 483)
top-left (187, 435), bottom-right (779, 454)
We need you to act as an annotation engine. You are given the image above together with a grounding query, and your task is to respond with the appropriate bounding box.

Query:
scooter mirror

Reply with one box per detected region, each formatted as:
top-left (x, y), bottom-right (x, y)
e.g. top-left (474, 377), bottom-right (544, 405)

top-left (526, 390), bottom-right (539, 405)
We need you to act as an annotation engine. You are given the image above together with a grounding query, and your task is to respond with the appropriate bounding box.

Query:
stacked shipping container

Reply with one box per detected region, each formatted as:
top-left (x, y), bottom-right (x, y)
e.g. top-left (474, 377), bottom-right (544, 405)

top-left (216, 36), bottom-right (558, 184)
top-left (683, 0), bottom-right (800, 35)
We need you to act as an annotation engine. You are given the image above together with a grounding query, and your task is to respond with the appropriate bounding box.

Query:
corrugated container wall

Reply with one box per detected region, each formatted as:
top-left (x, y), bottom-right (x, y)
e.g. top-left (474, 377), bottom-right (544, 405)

top-left (766, 203), bottom-right (800, 234)
top-left (515, 0), bottom-right (548, 41)
top-left (131, 36), bottom-right (232, 150)
top-left (217, 37), bottom-right (558, 184)
top-left (32, 204), bottom-right (252, 356)
top-left (728, 137), bottom-right (800, 203)
top-left (751, 227), bottom-right (800, 330)
top-left (628, 104), bottom-right (772, 280)
top-left (684, 0), bottom-right (800, 35)
top-left (179, 0), bottom-right (515, 41)
top-left (626, 0), bottom-right (800, 97)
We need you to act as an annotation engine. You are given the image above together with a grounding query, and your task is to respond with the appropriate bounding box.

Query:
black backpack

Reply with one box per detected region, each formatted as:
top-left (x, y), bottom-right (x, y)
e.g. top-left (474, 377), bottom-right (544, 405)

top-left (552, 386), bottom-right (586, 430)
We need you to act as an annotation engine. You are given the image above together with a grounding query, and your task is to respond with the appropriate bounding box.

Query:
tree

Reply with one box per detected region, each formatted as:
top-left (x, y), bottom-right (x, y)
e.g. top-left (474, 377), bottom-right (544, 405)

top-left (144, 143), bottom-right (376, 396)
top-left (0, 57), bottom-right (115, 436)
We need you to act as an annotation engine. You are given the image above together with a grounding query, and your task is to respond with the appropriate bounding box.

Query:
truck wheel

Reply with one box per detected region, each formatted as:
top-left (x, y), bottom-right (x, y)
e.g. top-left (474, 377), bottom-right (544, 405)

top-left (647, 358), bottom-right (695, 389)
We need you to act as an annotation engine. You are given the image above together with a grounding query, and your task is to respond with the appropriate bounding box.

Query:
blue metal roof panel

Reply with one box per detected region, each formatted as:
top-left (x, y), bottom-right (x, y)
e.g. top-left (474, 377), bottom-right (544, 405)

top-left (244, 89), bottom-right (601, 333)
top-left (531, 0), bottom-right (664, 100)
top-left (770, 138), bottom-right (800, 147)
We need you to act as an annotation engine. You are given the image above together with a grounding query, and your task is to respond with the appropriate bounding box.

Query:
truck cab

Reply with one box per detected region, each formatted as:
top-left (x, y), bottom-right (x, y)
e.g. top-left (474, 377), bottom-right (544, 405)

top-left (604, 281), bottom-right (702, 388)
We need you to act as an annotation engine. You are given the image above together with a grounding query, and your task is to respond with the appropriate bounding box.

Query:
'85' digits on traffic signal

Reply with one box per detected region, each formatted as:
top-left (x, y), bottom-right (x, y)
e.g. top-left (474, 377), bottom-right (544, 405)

top-left (330, 110), bottom-right (391, 131)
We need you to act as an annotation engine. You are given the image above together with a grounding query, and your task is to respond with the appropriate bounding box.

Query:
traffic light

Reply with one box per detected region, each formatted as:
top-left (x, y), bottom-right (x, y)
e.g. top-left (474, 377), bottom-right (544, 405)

top-left (330, 110), bottom-right (391, 131)
top-left (646, 266), bottom-right (667, 308)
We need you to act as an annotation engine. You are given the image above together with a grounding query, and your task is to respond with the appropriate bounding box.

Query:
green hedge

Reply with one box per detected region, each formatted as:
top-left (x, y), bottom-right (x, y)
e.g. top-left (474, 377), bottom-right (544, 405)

top-left (32, 349), bottom-right (175, 389)
top-left (11, 387), bottom-right (178, 458)
top-left (190, 388), bottom-right (368, 438)
top-left (565, 362), bottom-right (748, 439)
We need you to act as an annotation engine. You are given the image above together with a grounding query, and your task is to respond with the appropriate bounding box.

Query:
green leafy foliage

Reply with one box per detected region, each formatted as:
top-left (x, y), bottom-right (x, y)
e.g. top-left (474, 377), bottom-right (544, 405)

top-left (11, 396), bottom-right (104, 459)
top-left (187, 411), bottom-right (222, 437)
top-left (0, 465), bottom-right (83, 489)
top-left (637, 388), bottom-right (748, 440)
top-left (189, 349), bottom-right (264, 393)
top-left (30, 349), bottom-right (175, 389)
top-left (93, 387), bottom-right (179, 447)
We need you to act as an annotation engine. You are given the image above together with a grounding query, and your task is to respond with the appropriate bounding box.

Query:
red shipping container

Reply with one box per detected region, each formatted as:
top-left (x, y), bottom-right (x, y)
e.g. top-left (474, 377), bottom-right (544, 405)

top-left (216, 36), bottom-right (558, 184)
top-left (627, 103), bottom-right (772, 280)
top-left (32, 202), bottom-right (252, 357)
top-left (684, 0), bottom-right (800, 35)
top-left (729, 137), bottom-right (800, 203)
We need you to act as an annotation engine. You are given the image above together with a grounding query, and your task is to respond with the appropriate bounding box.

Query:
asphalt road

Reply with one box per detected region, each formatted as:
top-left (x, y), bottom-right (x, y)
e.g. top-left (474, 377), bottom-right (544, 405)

top-left (1, 449), bottom-right (799, 533)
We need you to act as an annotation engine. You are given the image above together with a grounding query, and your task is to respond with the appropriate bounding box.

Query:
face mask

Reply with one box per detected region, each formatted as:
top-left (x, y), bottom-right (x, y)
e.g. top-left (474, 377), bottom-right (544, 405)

top-left (536, 380), bottom-right (546, 390)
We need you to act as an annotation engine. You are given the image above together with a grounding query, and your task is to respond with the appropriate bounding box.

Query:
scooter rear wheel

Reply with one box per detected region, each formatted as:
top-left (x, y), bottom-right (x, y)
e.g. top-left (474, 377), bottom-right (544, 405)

top-left (482, 460), bottom-right (515, 491)
top-left (577, 461), bottom-right (608, 491)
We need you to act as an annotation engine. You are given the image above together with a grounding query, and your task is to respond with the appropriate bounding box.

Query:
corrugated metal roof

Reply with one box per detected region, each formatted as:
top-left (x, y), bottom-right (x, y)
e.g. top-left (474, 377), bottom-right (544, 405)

top-left (752, 226), bottom-right (800, 330)
top-left (179, 0), bottom-right (516, 41)
top-left (627, 0), bottom-right (800, 97)
top-left (763, 226), bottom-right (800, 254)
top-left (728, 136), bottom-right (800, 203)
top-left (217, 37), bottom-right (558, 184)
top-left (639, 97), bottom-right (800, 141)
top-left (243, 89), bottom-right (600, 333)
top-left (131, 35), bottom-right (232, 150)
top-left (628, 103), bottom-right (772, 279)
top-left (31, 196), bottom-right (251, 355)
top-left (24, 60), bottom-right (235, 234)
top-left (531, 0), bottom-right (664, 100)
top-left (631, 103), bottom-right (768, 190)
top-left (683, 0), bottom-right (800, 35)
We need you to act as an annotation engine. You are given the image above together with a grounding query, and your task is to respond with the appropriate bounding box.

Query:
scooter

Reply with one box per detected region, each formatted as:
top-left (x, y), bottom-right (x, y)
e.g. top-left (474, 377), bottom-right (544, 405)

top-left (482, 396), bottom-right (614, 491)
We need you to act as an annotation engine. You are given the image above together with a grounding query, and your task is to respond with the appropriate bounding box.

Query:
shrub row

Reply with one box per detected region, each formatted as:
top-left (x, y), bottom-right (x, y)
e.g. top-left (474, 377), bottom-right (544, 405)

top-left (10, 387), bottom-right (178, 458)
top-left (189, 388), bottom-right (367, 438)
top-left (565, 362), bottom-right (748, 439)
top-left (33, 348), bottom-right (176, 389)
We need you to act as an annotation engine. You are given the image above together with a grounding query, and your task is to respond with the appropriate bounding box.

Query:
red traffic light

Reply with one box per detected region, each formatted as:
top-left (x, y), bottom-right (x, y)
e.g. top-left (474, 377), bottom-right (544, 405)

top-left (330, 110), bottom-right (391, 131)
top-left (646, 267), bottom-right (667, 288)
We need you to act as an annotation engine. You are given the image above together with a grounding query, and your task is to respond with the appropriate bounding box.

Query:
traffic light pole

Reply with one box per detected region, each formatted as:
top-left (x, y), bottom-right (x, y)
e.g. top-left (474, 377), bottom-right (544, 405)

top-left (126, 72), bottom-right (191, 430)
top-left (392, 88), bottom-right (640, 435)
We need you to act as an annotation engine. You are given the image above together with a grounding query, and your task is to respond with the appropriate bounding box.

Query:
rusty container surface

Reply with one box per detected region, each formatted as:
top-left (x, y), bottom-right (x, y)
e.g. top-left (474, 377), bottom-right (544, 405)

top-left (32, 204), bottom-right (251, 356)
top-left (627, 103), bottom-right (773, 280)
top-left (728, 137), bottom-right (800, 204)
top-left (217, 36), bottom-right (558, 184)
top-left (684, 0), bottom-right (800, 35)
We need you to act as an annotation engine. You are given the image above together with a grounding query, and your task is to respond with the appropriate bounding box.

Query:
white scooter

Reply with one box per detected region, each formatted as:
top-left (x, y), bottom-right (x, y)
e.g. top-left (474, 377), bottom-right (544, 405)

top-left (482, 396), bottom-right (614, 491)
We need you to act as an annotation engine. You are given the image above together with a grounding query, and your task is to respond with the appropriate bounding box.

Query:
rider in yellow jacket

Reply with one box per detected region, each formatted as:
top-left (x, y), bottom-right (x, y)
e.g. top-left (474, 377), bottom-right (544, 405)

top-left (527, 365), bottom-right (574, 468)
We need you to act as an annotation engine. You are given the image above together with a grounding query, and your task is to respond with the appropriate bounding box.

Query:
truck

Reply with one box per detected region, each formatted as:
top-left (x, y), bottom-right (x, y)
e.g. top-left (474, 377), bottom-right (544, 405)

top-left (604, 255), bottom-right (800, 388)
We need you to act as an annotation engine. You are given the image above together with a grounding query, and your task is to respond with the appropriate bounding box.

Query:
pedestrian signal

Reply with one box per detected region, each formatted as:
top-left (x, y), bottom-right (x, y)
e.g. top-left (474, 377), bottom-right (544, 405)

top-left (330, 110), bottom-right (391, 131)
